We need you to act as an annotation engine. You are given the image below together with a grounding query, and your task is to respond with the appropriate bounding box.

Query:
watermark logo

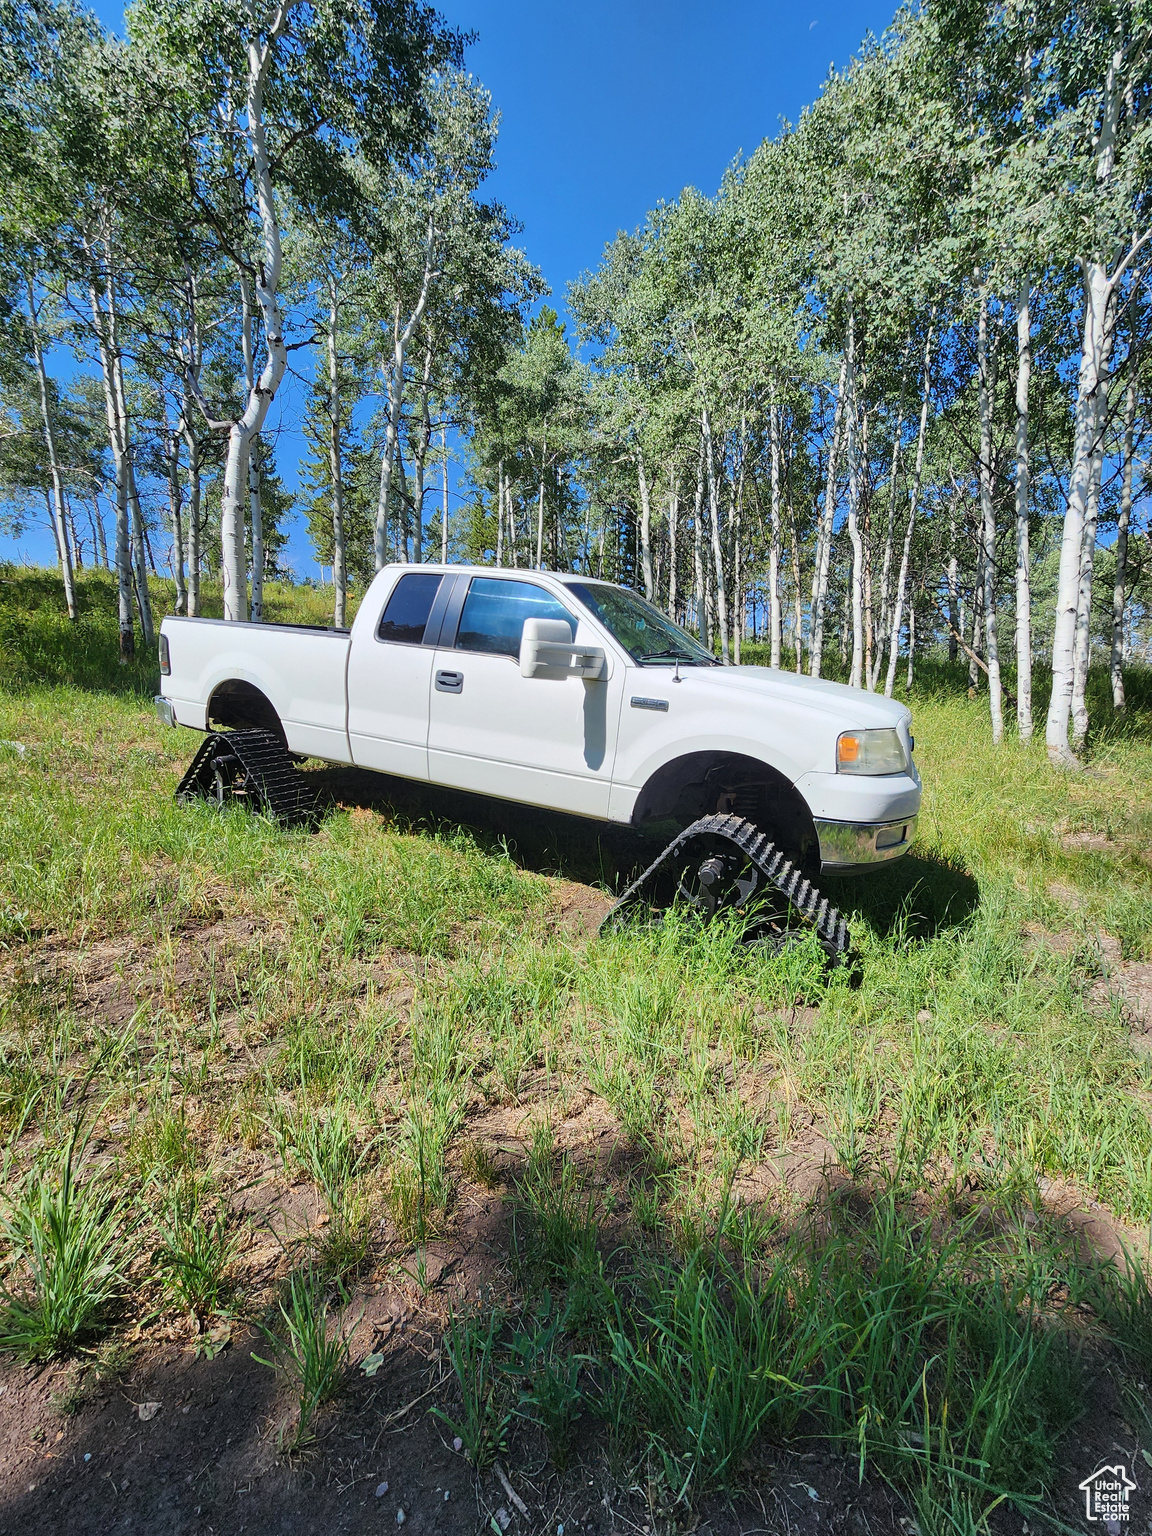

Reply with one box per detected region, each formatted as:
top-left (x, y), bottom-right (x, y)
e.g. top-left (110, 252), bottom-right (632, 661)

top-left (1079, 1463), bottom-right (1136, 1523)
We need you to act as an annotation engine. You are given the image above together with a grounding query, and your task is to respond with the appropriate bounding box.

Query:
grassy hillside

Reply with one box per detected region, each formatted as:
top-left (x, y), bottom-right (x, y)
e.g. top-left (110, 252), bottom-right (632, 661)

top-left (2, 565), bottom-right (1152, 1535)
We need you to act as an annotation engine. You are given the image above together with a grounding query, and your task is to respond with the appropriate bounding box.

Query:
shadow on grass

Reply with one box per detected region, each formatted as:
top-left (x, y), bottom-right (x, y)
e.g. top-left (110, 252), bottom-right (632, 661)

top-left (309, 764), bottom-right (984, 946)
top-left (822, 849), bottom-right (980, 942)
top-left (310, 762), bottom-right (649, 892)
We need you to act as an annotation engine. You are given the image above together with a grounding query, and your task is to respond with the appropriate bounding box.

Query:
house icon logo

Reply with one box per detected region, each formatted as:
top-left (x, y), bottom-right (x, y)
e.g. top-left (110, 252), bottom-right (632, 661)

top-left (1079, 1463), bottom-right (1136, 1522)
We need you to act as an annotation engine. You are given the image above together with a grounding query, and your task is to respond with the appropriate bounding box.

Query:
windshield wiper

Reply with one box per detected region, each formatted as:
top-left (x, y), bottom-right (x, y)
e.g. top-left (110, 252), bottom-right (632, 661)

top-left (637, 647), bottom-right (716, 666)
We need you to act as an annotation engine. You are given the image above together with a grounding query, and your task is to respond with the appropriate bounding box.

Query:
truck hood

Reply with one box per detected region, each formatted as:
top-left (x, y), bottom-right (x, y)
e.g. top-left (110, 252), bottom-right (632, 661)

top-left (662, 664), bottom-right (912, 729)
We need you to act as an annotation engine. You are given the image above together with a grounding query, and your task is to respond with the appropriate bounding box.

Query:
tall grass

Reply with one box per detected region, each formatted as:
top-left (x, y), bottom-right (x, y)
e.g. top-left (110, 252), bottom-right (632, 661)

top-left (253, 1266), bottom-right (351, 1451)
top-left (0, 1134), bottom-right (134, 1358)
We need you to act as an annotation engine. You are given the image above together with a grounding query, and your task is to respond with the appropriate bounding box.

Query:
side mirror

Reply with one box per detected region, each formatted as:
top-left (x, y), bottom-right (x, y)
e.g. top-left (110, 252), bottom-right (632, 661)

top-left (519, 618), bottom-right (608, 679)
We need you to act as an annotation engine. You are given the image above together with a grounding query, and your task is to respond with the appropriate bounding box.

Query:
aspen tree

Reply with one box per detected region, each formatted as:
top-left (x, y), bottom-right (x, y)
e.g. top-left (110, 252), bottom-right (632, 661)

top-left (1046, 31), bottom-right (1151, 764)
top-left (1111, 374), bottom-right (1137, 709)
top-left (977, 293), bottom-right (1004, 743)
top-left (768, 395), bottom-right (783, 669)
top-left (1014, 280), bottom-right (1033, 739)
top-left (885, 324), bottom-right (934, 698)
top-left (26, 275), bottom-right (75, 620)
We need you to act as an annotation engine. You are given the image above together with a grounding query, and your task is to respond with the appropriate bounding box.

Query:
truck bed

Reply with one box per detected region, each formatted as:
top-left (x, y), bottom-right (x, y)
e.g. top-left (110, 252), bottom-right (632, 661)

top-left (162, 615), bottom-right (353, 763)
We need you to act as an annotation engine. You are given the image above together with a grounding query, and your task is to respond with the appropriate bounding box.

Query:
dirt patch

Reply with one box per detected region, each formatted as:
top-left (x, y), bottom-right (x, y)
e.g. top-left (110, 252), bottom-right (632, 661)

top-left (1096, 960), bottom-right (1152, 1037)
top-left (0, 1323), bottom-right (918, 1536)
top-left (1061, 830), bottom-right (1122, 855)
top-left (2, 915), bottom-right (286, 1030)
top-left (545, 880), bottom-right (614, 940)
top-left (1045, 880), bottom-right (1089, 913)
top-left (1038, 1174), bottom-right (1150, 1266)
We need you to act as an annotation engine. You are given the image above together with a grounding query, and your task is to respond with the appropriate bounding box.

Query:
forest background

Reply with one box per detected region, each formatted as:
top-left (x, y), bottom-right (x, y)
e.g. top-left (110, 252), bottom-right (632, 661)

top-left (1, 0), bottom-right (1150, 767)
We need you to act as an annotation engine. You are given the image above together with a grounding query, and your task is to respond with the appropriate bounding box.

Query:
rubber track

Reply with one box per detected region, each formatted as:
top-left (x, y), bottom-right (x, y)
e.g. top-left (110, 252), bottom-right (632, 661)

top-left (176, 729), bottom-right (318, 826)
top-left (600, 812), bottom-right (851, 962)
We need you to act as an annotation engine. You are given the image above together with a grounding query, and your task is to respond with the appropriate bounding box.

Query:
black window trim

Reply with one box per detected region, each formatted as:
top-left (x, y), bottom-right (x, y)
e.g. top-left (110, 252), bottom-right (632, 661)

top-left (373, 570), bottom-right (453, 649)
top-left (442, 574), bottom-right (578, 657)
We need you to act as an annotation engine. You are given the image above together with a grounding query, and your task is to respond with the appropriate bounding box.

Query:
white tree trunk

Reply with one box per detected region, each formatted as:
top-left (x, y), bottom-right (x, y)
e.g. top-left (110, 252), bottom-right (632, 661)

top-left (788, 492), bottom-right (803, 674)
top-left (183, 419), bottom-right (202, 618)
top-left (692, 430), bottom-right (706, 641)
top-left (1111, 374), bottom-right (1137, 709)
top-left (768, 396), bottom-right (783, 669)
top-left (871, 383), bottom-right (907, 690)
top-left (861, 406), bottom-right (874, 689)
top-left (441, 426), bottom-right (450, 565)
top-left (180, 273), bottom-right (203, 617)
top-left (167, 427), bottom-right (187, 615)
top-left (99, 248), bottom-right (153, 647)
top-left (1014, 278), bottom-right (1033, 740)
top-left (90, 500), bottom-right (109, 569)
top-left (1046, 40), bottom-right (1126, 764)
top-left (127, 464), bottom-right (154, 645)
top-left (667, 470), bottom-right (679, 619)
top-left (219, 6), bottom-right (302, 621)
top-left (495, 462), bottom-right (504, 567)
top-left (732, 405), bottom-right (747, 664)
top-left (978, 293), bottom-right (1004, 743)
top-left (809, 354), bottom-right (848, 678)
top-left (27, 277), bottom-right (76, 621)
top-left (1048, 264), bottom-right (1113, 760)
top-left (947, 517), bottom-right (959, 663)
top-left (249, 450), bottom-right (264, 618)
top-left (636, 447), bottom-right (654, 600)
top-left (239, 273), bottom-right (265, 621)
top-left (85, 252), bottom-right (134, 659)
top-left (885, 323), bottom-right (934, 697)
top-left (535, 426), bottom-right (548, 569)
top-left (1071, 379), bottom-right (1108, 745)
top-left (411, 342), bottom-right (436, 566)
top-left (326, 276), bottom-right (347, 628)
top-left (701, 403), bottom-right (730, 662)
top-left (844, 315), bottom-right (864, 689)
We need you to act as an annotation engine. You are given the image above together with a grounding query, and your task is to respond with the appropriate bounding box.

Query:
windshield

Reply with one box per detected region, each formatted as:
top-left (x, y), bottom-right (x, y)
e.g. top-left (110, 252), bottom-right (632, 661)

top-left (567, 582), bottom-right (718, 666)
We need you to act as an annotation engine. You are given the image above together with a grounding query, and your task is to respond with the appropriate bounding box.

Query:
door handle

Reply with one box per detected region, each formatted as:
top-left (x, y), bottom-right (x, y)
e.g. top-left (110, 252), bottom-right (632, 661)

top-left (435, 669), bottom-right (463, 694)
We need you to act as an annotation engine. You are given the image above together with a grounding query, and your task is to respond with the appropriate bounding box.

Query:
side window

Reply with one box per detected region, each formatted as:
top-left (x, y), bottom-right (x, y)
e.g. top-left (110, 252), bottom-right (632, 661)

top-left (455, 577), bottom-right (575, 658)
top-left (377, 572), bottom-right (443, 645)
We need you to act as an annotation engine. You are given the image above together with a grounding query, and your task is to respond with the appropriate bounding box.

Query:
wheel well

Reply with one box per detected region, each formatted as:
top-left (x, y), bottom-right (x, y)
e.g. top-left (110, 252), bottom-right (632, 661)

top-left (632, 751), bottom-right (817, 863)
top-left (207, 680), bottom-right (282, 738)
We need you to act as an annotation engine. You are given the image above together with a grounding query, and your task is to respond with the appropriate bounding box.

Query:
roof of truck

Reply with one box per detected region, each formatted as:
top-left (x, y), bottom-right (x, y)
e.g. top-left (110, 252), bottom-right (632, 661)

top-left (378, 563), bottom-right (615, 586)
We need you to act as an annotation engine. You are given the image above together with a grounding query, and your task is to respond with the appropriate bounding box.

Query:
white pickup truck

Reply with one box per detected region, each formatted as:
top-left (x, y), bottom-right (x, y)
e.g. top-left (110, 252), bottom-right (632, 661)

top-left (157, 564), bottom-right (920, 890)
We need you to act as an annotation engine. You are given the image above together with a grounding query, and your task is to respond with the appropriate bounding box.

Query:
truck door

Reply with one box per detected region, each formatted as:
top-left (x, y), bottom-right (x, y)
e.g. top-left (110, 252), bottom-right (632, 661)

top-left (347, 571), bottom-right (449, 779)
top-left (427, 575), bottom-right (621, 817)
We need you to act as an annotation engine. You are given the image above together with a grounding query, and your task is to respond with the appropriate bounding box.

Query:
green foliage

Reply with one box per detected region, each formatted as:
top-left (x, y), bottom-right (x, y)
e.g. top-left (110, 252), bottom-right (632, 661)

top-left (152, 1181), bottom-right (238, 1327)
top-left (271, 1100), bottom-right (374, 1211)
top-left (0, 1135), bottom-right (133, 1359)
top-left (431, 1307), bottom-right (512, 1472)
top-left (504, 1294), bottom-right (586, 1469)
top-left (253, 1267), bottom-right (351, 1452)
top-left (607, 1241), bottom-right (815, 1499)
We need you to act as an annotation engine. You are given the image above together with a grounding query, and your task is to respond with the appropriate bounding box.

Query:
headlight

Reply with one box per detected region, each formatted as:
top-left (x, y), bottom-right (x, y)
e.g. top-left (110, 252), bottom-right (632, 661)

top-left (836, 728), bottom-right (906, 775)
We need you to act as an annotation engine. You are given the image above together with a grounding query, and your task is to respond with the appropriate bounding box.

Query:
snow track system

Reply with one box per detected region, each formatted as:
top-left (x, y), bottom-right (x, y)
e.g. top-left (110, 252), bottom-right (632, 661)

top-left (176, 729), bottom-right (318, 826)
top-left (600, 812), bottom-right (852, 965)
top-left (174, 742), bottom-right (849, 963)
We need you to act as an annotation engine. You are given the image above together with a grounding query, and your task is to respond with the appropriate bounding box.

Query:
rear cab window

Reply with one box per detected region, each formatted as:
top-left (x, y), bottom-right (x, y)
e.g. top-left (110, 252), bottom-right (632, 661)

top-left (454, 577), bottom-right (575, 658)
top-left (377, 572), bottom-right (443, 644)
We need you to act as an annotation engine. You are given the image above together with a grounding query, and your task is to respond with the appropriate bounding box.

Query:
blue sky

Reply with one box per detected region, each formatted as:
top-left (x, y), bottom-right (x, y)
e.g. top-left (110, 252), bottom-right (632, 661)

top-left (4, 0), bottom-right (897, 572)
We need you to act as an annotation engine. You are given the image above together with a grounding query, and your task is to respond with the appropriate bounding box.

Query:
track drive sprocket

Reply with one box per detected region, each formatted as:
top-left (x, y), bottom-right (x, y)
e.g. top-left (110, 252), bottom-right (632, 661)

top-left (599, 813), bottom-right (851, 964)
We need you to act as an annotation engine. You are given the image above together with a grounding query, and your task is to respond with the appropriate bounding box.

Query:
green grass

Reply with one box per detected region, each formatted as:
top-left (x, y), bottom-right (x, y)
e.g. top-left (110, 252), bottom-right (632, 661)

top-left (3, 566), bottom-right (1152, 1519)
top-left (0, 1131), bottom-right (135, 1358)
top-left (253, 1265), bottom-right (352, 1451)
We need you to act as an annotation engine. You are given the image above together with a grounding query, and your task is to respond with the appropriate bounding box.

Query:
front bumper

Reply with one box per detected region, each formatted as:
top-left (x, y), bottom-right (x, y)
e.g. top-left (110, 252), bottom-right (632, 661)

top-left (816, 814), bottom-right (918, 874)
